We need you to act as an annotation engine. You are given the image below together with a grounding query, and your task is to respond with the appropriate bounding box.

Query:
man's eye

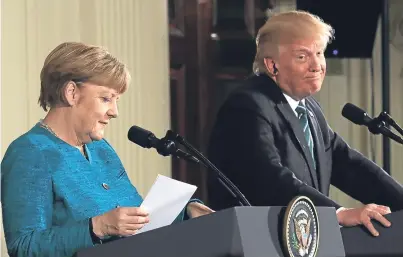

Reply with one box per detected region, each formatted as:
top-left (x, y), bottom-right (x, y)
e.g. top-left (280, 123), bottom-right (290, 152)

top-left (102, 97), bottom-right (111, 102)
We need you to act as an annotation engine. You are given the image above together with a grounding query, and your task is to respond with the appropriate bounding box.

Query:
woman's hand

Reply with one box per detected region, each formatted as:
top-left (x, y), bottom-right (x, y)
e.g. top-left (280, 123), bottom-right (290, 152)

top-left (186, 202), bottom-right (214, 219)
top-left (92, 207), bottom-right (149, 237)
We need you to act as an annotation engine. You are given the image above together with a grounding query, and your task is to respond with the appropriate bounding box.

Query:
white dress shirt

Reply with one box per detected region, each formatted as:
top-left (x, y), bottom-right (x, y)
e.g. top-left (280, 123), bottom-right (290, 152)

top-left (283, 93), bottom-right (305, 117)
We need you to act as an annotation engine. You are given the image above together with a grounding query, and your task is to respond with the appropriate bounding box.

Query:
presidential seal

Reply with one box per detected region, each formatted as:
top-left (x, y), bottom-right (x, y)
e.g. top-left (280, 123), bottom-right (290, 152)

top-left (283, 196), bottom-right (319, 257)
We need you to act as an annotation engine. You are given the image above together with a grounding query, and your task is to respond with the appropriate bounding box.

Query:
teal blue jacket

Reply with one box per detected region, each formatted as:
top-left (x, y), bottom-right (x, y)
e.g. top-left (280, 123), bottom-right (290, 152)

top-left (1, 124), bottom-right (193, 257)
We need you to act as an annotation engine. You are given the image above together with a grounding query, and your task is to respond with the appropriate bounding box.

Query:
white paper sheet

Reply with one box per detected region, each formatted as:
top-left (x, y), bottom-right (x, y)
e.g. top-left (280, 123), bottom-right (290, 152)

top-left (136, 174), bottom-right (197, 234)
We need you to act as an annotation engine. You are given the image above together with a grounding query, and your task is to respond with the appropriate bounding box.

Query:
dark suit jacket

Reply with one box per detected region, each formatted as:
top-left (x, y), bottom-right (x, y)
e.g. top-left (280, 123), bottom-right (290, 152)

top-left (207, 74), bottom-right (403, 211)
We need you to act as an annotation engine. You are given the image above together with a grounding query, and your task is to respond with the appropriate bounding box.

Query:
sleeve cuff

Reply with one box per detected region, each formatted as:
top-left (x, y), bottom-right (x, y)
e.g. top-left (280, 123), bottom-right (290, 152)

top-left (88, 218), bottom-right (102, 245)
top-left (173, 198), bottom-right (204, 222)
top-left (183, 198), bottom-right (204, 220)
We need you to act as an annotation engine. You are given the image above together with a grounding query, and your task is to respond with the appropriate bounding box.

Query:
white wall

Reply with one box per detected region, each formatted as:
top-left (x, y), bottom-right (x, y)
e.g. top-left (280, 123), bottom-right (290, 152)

top-left (1, 0), bottom-right (171, 256)
top-left (1, 0), bottom-right (403, 256)
top-left (317, 0), bottom-right (403, 207)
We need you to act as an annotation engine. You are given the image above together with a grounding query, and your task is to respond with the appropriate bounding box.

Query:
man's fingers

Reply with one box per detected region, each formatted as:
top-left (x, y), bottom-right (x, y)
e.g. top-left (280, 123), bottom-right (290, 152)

top-left (368, 210), bottom-right (391, 227)
top-left (362, 219), bottom-right (379, 237)
top-left (375, 205), bottom-right (391, 215)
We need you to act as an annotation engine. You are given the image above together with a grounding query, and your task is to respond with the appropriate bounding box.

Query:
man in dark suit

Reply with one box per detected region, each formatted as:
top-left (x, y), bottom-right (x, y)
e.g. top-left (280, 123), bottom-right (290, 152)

top-left (207, 10), bottom-right (403, 237)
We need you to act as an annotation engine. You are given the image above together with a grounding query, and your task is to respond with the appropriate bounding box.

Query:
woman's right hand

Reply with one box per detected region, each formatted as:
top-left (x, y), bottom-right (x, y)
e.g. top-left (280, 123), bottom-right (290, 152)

top-left (91, 207), bottom-right (149, 237)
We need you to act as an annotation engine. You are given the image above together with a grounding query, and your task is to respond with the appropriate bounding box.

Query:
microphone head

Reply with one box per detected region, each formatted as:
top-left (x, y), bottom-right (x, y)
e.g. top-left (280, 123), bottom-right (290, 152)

top-left (342, 103), bottom-right (372, 125)
top-left (128, 125), bottom-right (156, 148)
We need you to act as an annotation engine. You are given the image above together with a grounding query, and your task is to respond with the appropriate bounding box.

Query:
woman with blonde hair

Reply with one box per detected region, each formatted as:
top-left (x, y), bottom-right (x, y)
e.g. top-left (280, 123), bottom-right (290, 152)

top-left (1, 42), bottom-right (212, 257)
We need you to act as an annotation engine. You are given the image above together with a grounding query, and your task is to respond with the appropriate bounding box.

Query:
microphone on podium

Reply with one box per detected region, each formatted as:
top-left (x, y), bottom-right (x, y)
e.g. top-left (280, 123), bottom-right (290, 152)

top-left (342, 103), bottom-right (403, 145)
top-left (128, 125), bottom-right (251, 206)
top-left (128, 125), bottom-right (199, 163)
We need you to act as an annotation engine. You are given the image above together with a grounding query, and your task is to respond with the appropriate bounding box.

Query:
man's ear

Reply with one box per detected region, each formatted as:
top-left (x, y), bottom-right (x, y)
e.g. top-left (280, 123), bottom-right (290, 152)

top-left (63, 81), bottom-right (80, 106)
top-left (263, 58), bottom-right (278, 76)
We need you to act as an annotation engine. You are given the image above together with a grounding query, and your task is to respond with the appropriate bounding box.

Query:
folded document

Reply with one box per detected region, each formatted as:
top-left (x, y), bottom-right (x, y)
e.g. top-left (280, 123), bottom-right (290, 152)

top-left (136, 175), bottom-right (197, 234)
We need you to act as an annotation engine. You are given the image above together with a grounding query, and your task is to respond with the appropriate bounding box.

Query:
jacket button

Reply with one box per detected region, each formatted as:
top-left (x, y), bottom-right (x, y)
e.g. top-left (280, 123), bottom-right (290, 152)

top-left (102, 183), bottom-right (110, 190)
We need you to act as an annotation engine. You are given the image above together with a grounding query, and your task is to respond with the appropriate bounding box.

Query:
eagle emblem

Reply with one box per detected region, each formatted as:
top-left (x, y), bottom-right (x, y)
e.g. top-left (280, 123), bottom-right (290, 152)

top-left (293, 210), bottom-right (313, 256)
top-left (283, 196), bottom-right (319, 257)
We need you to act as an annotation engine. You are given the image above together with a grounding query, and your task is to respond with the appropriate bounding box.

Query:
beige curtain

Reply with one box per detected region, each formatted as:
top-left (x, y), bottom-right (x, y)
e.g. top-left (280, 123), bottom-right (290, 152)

top-left (1, 0), bottom-right (170, 255)
top-left (318, 0), bottom-right (403, 207)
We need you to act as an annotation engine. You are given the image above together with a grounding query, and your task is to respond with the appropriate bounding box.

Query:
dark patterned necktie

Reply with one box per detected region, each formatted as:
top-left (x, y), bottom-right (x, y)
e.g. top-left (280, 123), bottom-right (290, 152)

top-left (295, 102), bottom-right (316, 170)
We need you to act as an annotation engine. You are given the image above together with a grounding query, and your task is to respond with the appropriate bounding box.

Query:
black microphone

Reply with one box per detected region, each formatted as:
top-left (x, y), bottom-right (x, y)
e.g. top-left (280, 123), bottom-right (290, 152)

top-left (128, 125), bottom-right (199, 163)
top-left (128, 125), bottom-right (251, 206)
top-left (341, 103), bottom-right (372, 126)
top-left (342, 103), bottom-right (403, 144)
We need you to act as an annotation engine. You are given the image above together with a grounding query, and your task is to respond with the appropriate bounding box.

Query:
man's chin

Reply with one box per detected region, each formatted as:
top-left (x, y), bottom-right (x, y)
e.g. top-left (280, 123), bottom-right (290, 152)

top-left (310, 82), bottom-right (322, 94)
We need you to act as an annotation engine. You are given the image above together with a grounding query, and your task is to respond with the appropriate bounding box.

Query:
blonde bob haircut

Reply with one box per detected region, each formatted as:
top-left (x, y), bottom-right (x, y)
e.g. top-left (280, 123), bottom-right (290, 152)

top-left (252, 10), bottom-right (335, 75)
top-left (39, 42), bottom-right (131, 111)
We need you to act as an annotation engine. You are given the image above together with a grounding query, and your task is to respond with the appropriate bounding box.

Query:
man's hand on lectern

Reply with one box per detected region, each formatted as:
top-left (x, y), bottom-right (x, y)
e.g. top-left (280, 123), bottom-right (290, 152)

top-left (336, 203), bottom-right (391, 237)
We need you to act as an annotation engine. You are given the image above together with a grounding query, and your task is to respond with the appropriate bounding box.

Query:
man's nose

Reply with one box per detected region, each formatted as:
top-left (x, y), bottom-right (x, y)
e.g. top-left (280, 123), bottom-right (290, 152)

top-left (310, 56), bottom-right (322, 72)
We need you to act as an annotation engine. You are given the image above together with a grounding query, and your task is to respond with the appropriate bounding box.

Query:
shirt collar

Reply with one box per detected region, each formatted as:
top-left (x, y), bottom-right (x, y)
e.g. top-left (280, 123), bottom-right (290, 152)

top-left (283, 93), bottom-right (305, 113)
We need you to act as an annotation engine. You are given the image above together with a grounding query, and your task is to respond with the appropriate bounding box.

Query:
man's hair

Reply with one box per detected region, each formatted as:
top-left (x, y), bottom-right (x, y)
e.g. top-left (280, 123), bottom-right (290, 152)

top-left (252, 10), bottom-right (335, 75)
top-left (39, 42), bottom-right (131, 111)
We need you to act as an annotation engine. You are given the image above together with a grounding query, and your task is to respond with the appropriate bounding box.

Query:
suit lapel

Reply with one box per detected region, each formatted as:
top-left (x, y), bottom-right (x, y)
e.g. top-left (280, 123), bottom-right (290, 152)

top-left (276, 100), bottom-right (319, 189)
top-left (254, 74), bottom-right (320, 189)
top-left (306, 99), bottom-right (326, 193)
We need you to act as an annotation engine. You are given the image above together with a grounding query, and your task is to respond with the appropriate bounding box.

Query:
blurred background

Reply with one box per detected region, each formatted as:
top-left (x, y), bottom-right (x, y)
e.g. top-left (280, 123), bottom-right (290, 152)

top-left (1, 0), bottom-right (403, 256)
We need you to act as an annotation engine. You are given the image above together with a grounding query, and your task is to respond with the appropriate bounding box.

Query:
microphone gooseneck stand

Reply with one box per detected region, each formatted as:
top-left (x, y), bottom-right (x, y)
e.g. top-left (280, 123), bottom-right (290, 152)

top-left (369, 112), bottom-right (403, 145)
top-left (161, 130), bottom-right (251, 206)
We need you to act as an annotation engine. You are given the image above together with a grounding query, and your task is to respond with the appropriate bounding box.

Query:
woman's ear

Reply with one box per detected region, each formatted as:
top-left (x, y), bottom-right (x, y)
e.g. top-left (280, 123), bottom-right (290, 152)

top-left (63, 81), bottom-right (80, 106)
